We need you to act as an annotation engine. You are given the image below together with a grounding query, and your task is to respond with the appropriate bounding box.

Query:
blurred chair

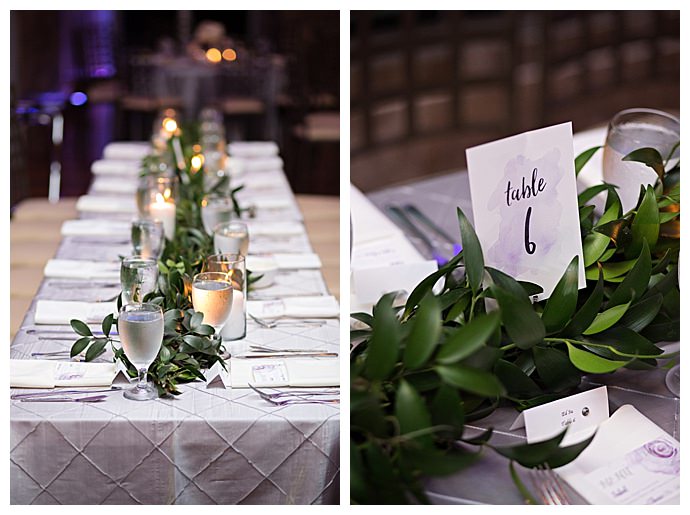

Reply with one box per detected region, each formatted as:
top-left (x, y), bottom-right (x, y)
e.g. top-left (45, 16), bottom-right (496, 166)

top-left (350, 11), bottom-right (680, 192)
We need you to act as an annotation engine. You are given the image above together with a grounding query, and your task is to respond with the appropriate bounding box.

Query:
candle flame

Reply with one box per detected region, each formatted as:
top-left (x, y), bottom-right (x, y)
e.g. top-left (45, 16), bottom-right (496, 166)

top-left (163, 118), bottom-right (177, 132)
top-left (155, 192), bottom-right (166, 204)
top-left (191, 154), bottom-right (204, 171)
top-left (163, 187), bottom-right (172, 200)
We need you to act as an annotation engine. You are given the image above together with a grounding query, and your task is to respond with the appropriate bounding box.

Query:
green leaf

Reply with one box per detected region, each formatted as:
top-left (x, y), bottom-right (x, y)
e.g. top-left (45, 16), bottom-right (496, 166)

top-left (533, 346), bottom-right (581, 392)
top-left (590, 327), bottom-right (662, 358)
top-left (582, 233), bottom-right (610, 268)
top-left (627, 185), bottom-right (659, 258)
top-left (194, 324), bottom-right (215, 336)
top-left (623, 147), bottom-right (665, 182)
top-left (583, 301), bottom-right (631, 335)
top-left (492, 285), bottom-right (545, 349)
top-left (430, 384), bottom-right (465, 438)
top-left (436, 312), bottom-right (500, 364)
top-left (403, 251), bottom-right (463, 318)
top-left (404, 294), bottom-right (442, 369)
top-left (70, 319), bottom-right (92, 337)
top-left (585, 259), bottom-right (636, 281)
top-left (493, 359), bottom-right (542, 398)
top-left (575, 146), bottom-right (601, 176)
top-left (395, 380), bottom-right (433, 445)
top-left (101, 313), bottom-right (114, 337)
top-left (350, 312), bottom-right (375, 327)
top-left (618, 294), bottom-right (663, 332)
top-left (457, 207), bottom-right (484, 294)
top-left (70, 336), bottom-right (91, 358)
top-left (541, 256), bottom-right (580, 333)
top-left (492, 430), bottom-right (565, 467)
top-left (401, 447), bottom-right (479, 477)
top-left (85, 338), bottom-right (107, 362)
top-left (190, 311), bottom-right (204, 330)
top-left (159, 345), bottom-right (174, 363)
top-left (487, 267), bottom-right (536, 300)
top-left (565, 342), bottom-right (627, 373)
top-left (578, 183), bottom-right (612, 207)
top-left (435, 364), bottom-right (506, 397)
top-left (608, 239), bottom-right (652, 307)
top-left (364, 294), bottom-right (401, 380)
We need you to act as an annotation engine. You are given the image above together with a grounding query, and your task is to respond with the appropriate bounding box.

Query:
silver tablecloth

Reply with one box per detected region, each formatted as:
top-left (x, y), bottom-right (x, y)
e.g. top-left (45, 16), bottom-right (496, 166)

top-left (11, 150), bottom-right (340, 505)
top-left (367, 171), bottom-right (679, 505)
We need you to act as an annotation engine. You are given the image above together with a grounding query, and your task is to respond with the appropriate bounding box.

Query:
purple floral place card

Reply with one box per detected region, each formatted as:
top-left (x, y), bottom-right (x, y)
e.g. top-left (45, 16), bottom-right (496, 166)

top-left (466, 122), bottom-right (585, 300)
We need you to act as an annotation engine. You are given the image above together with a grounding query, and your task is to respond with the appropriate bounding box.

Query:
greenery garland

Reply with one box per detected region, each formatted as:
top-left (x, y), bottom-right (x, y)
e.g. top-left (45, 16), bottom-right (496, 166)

top-left (350, 144), bottom-right (680, 504)
top-left (69, 131), bottom-right (250, 395)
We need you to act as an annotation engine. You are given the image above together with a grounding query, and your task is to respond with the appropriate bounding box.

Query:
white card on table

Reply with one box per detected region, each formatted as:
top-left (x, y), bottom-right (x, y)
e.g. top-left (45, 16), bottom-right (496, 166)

top-left (352, 260), bottom-right (439, 304)
top-left (466, 122), bottom-right (585, 300)
top-left (510, 386), bottom-right (609, 445)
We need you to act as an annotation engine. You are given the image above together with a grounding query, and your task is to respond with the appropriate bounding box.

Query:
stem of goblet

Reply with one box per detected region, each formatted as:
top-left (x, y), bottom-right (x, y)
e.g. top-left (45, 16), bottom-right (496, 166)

top-left (137, 367), bottom-right (148, 389)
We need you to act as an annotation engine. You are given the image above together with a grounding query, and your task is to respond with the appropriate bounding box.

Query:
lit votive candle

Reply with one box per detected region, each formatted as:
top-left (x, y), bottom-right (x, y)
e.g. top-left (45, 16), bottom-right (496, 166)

top-left (150, 193), bottom-right (176, 240)
top-left (221, 290), bottom-right (246, 340)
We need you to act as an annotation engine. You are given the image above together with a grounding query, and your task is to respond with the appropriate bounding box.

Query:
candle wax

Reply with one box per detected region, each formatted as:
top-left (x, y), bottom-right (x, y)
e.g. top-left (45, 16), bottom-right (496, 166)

top-left (221, 290), bottom-right (246, 340)
top-left (150, 201), bottom-right (176, 240)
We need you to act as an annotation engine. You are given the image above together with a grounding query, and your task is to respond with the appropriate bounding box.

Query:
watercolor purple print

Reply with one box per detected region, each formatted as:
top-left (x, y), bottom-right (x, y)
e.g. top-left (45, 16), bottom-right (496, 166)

top-left (466, 122), bottom-right (585, 300)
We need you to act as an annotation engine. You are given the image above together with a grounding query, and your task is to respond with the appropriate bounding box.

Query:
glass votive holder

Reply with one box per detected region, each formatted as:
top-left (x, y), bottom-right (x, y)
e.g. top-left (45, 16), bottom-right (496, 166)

top-left (213, 221), bottom-right (249, 256)
top-left (131, 219), bottom-right (165, 260)
top-left (137, 175), bottom-right (178, 240)
top-left (204, 253), bottom-right (247, 340)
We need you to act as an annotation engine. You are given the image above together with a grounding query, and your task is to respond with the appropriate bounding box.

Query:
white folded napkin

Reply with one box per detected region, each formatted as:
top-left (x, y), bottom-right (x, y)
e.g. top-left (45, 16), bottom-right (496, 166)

top-left (103, 141), bottom-right (151, 161)
top-left (557, 405), bottom-right (679, 504)
top-left (229, 358), bottom-right (339, 388)
top-left (232, 156), bottom-right (284, 172)
top-left (91, 178), bottom-right (138, 194)
top-left (237, 171), bottom-right (287, 190)
top-left (76, 195), bottom-right (137, 214)
top-left (248, 197), bottom-right (294, 210)
top-left (228, 141), bottom-right (279, 158)
top-left (34, 300), bottom-right (118, 325)
top-left (91, 159), bottom-right (141, 176)
top-left (44, 259), bottom-right (121, 280)
top-left (248, 296), bottom-right (339, 319)
top-left (265, 253), bottom-right (322, 269)
top-left (61, 219), bottom-right (131, 237)
top-left (11, 359), bottom-right (118, 388)
top-left (246, 221), bottom-right (306, 237)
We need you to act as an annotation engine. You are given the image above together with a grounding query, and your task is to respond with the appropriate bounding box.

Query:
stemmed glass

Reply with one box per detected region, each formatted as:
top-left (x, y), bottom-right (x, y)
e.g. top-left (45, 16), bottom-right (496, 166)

top-left (213, 221), bottom-right (249, 255)
top-left (119, 303), bottom-right (164, 401)
top-left (201, 194), bottom-right (236, 235)
top-left (191, 272), bottom-right (234, 347)
top-left (131, 219), bottom-right (165, 260)
top-left (121, 256), bottom-right (159, 304)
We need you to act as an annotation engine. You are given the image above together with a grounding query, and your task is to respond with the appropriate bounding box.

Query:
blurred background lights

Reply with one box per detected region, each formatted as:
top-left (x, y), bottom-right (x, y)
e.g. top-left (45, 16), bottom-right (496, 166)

top-left (222, 48), bottom-right (237, 61)
top-left (69, 91), bottom-right (88, 106)
top-left (205, 47), bottom-right (222, 63)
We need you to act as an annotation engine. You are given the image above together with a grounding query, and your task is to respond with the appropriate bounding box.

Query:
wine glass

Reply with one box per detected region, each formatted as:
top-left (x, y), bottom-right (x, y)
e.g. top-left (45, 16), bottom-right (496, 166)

top-left (119, 303), bottom-right (164, 401)
top-left (191, 272), bottom-right (234, 346)
top-left (201, 194), bottom-right (236, 235)
top-left (121, 256), bottom-right (159, 304)
top-left (131, 219), bottom-right (165, 260)
top-left (603, 108), bottom-right (680, 214)
top-left (213, 221), bottom-right (249, 255)
top-left (204, 253), bottom-right (247, 340)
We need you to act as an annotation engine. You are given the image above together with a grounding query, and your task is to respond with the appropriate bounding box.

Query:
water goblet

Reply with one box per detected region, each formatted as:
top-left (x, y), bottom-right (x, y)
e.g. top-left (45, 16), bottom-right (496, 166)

top-left (201, 194), bottom-right (236, 235)
top-left (119, 303), bottom-right (164, 401)
top-left (131, 219), bottom-right (165, 260)
top-left (121, 256), bottom-right (159, 304)
top-left (213, 221), bottom-right (249, 256)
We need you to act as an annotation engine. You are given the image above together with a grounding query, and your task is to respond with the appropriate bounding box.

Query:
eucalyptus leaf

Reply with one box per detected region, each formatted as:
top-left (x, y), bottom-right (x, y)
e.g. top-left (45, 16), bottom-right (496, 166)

top-left (70, 336), bottom-right (91, 358)
top-left (70, 319), bottom-right (93, 337)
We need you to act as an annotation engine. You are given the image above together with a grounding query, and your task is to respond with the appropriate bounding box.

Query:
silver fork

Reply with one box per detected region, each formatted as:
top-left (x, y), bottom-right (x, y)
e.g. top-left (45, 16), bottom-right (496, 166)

top-left (248, 384), bottom-right (339, 398)
top-left (249, 314), bottom-right (326, 329)
top-left (18, 395), bottom-right (108, 403)
top-left (529, 464), bottom-right (571, 505)
top-left (248, 384), bottom-right (339, 405)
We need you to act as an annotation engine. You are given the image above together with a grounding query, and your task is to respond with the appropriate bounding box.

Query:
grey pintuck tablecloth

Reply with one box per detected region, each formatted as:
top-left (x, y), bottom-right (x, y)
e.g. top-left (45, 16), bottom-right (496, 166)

top-left (11, 144), bottom-right (339, 504)
top-left (367, 169), bottom-right (679, 505)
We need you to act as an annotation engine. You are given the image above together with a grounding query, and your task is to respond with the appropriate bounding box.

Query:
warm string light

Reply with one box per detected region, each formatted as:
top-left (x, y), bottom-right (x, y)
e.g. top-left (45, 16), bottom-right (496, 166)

top-left (222, 48), bottom-right (237, 61)
top-left (191, 154), bottom-right (204, 172)
top-left (163, 118), bottom-right (178, 133)
top-left (206, 48), bottom-right (222, 63)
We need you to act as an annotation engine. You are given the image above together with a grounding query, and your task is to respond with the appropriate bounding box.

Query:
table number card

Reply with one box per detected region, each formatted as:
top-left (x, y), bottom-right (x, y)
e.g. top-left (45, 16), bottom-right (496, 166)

top-left (466, 122), bottom-right (585, 299)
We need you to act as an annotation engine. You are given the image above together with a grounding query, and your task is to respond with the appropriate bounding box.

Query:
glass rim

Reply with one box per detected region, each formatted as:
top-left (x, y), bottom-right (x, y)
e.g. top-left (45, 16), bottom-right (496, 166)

top-left (119, 302), bottom-right (163, 315)
top-left (122, 256), bottom-right (158, 266)
top-left (193, 271), bottom-right (234, 283)
top-left (610, 108), bottom-right (680, 128)
top-left (206, 252), bottom-right (246, 265)
top-left (213, 221), bottom-right (248, 234)
top-left (132, 218), bottom-right (164, 228)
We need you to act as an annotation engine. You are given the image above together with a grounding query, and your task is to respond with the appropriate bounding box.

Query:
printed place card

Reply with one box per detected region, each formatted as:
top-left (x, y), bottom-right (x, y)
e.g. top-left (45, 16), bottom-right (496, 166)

top-left (510, 386), bottom-right (609, 445)
top-left (466, 122), bottom-right (585, 299)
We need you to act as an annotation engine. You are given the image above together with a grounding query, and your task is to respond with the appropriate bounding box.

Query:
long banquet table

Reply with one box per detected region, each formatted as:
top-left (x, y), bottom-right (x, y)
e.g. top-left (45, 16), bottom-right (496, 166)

top-left (364, 128), bottom-right (679, 504)
top-left (10, 143), bottom-right (340, 505)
